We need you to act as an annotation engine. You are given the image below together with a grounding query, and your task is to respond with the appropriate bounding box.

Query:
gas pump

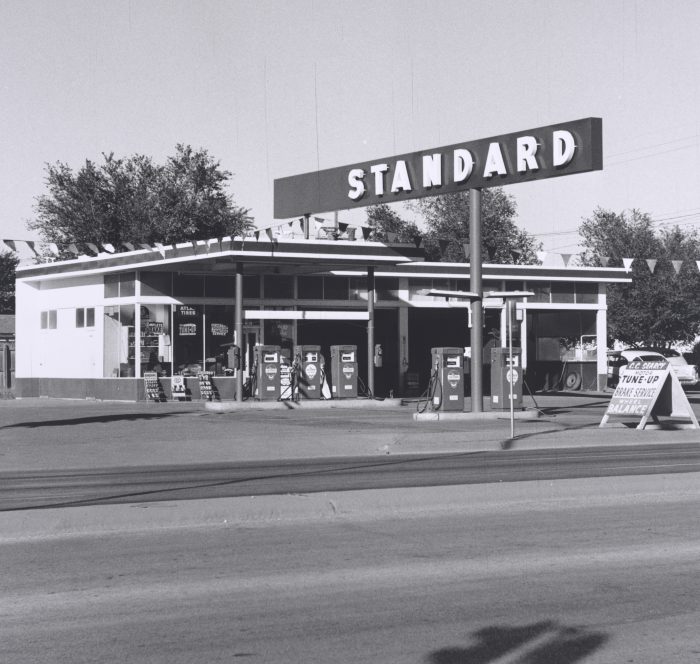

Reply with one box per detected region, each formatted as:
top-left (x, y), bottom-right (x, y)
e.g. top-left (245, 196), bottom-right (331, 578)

top-left (294, 345), bottom-right (324, 399)
top-left (490, 347), bottom-right (523, 409)
top-left (330, 345), bottom-right (358, 398)
top-left (254, 345), bottom-right (282, 400)
top-left (279, 348), bottom-right (293, 400)
top-left (226, 344), bottom-right (240, 371)
top-left (430, 347), bottom-right (465, 411)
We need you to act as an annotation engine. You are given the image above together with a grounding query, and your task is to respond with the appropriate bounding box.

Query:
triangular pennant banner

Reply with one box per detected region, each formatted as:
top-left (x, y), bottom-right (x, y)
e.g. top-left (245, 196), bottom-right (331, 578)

top-left (672, 260), bottom-right (683, 274)
top-left (696, 260), bottom-right (700, 272)
top-left (561, 253), bottom-right (572, 267)
top-left (25, 241), bottom-right (38, 255)
top-left (386, 231), bottom-right (398, 243)
top-left (86, 242), bottom-right (100, 255)
top-left (3, 239), bottom-right (16, 251)
top-left (139, 243), bottom-right (152, 251)
top-left (298, 218), bottom-right (305, 233)
top-left (338, 222), bottom-right (349, 233)
top-left (153, 242), bottom-right (165, 258)
top-left (413, 236), bottom-right (423, 248)
top-left (67, 243), bottom-right (79, 255)
top-left (122, 242), bottom-right (135, 251)
top-left (462, 243), bottom-right (471, 259)
top-left (622, 257), bottom-right (634, 272)
top-left (102, 243), bottom-right (115, 253)
top-left (438, 239), bottom-right (450, 256)
top-left (48, 243), bottom-right (59, 256)
top-left (645, 258), bottom-right (657, 273)
top-left (599, 256), bottom-right (610, 267)
top-left (362, 227), bottom-right (372, 241)
top-left (265, 228), bottom-right (274, 241)
top-left (536, 251), bottom-right (547, 263)
top-left (254, 231), bottom-right (260, 241)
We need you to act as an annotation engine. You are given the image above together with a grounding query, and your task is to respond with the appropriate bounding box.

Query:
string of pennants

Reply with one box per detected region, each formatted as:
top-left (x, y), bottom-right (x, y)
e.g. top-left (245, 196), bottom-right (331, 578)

top-left (3, 233), bottom-right (698, 272)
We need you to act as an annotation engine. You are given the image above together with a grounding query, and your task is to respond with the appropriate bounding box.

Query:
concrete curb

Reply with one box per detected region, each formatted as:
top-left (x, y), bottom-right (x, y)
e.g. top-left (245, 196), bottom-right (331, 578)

top-left (3, 473), bottom-right (700, 542)
top-left (413, 409), bottom-right (542, 421)
top-left (205, 397), bottom-right (403, 412)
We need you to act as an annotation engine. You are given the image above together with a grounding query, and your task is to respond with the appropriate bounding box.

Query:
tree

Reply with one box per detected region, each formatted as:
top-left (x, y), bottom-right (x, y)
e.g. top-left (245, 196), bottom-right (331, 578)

top-left (407, 189), bottom-right (540, 263)
top-left (29, 145), bottom-right (253, 258)
top-left (366, 203), bottom-right (422, 245)
top-left (0, 251), bottom-right (20, 314)
top-left (578, 207), bottom-right (700, 346)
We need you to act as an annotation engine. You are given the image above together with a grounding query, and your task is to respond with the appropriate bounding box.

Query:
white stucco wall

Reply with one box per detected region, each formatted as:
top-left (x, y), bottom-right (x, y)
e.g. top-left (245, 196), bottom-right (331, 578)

top-left (16, 275), bottom-right (105, 378)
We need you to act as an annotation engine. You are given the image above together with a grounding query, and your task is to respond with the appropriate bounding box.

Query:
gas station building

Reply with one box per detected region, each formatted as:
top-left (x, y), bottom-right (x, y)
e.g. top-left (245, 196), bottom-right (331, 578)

top-left (14, 234), bottom-right (631, 401)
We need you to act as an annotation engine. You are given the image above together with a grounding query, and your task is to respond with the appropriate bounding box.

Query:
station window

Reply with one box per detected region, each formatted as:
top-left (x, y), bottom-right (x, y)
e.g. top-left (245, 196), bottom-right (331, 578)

top-left (264, 275), bottom-right (294, 299)
top-left (551, 282), bottom-right (575, 303)
top-left (530, 283), bottom-right (552, 303)
top-left (141, 271), bottom-right (173, 296)
top-left (205, 275), bottom-right (235, 298)
top-left (298, 276), bottom-right (323, 300)
top-left (323, 276), bottom-right (348, 300)
top-left (243, 275), bottom-right (261, 298)
top-left (76, 307), bottom-right (95, 328)
top-left (575, 283), bottom-right (598, 304)
top-left (40, 310), bottom-right (57, 329)
top-left (376, 277), bottom-right (399, 301)
top-left (104, 272), bottom-right (136, 298)
top-left (173, 273), bottom-right (204, 297)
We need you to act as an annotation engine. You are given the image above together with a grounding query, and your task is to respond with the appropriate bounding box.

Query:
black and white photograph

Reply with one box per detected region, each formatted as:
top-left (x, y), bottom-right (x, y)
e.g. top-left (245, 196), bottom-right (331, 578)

top-left (1, 1), bottom-right (699, 662)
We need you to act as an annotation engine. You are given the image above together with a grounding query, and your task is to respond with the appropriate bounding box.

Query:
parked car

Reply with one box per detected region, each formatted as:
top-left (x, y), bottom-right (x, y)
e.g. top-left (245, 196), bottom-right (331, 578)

top-left (607, 348), bottom-right (699, 389)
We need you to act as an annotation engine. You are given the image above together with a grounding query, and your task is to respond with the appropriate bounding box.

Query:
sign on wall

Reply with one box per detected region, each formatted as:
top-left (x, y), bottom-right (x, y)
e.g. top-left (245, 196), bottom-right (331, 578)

top-left (600, 359), bottom-right (699, 429)
top-left (274, 117), bottom-right (602, 218)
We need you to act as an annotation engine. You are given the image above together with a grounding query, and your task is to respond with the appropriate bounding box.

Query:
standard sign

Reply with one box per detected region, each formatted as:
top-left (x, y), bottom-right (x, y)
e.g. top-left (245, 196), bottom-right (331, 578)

top-left (274, 117), bottom-right (602, 218)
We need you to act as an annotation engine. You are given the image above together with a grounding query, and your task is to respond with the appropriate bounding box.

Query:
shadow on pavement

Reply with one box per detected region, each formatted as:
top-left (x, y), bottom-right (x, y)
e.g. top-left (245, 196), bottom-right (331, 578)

top-left (426, 621), bottom-right (608, 664)
top-left (0, 411), bottom-right (194, 430)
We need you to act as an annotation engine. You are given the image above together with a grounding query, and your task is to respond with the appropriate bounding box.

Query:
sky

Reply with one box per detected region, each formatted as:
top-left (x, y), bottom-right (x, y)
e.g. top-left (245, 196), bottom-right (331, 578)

top-left (2, 0), bottom-right (700, 261)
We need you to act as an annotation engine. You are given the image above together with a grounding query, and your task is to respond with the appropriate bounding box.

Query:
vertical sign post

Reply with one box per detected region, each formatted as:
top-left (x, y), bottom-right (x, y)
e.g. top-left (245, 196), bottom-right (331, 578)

top-left (469, 188), bottom-right (483, 412)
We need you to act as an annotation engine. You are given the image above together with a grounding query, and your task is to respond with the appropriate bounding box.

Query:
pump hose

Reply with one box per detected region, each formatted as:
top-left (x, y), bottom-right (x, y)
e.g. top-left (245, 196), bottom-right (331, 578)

top-left (416, 369), bottom-right (441, 413)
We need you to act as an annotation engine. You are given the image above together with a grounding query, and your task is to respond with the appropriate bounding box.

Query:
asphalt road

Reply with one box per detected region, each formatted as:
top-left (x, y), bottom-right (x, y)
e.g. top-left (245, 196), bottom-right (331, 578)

top-left (2, 473), bottom-right (699, 664)
top-left (2, 442), bottom-right (700, 511)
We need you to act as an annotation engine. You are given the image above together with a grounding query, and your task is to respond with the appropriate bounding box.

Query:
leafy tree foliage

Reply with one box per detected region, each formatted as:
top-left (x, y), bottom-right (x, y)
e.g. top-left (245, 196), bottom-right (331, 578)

top-left (29, 145), bottom-right (253, 258)
top-left (0, 251), bottom-right (20, 314)
top-left (578, 207), bottom-right (700, 346)
top-left (366, 203), bottom-right (422, 244)
top-left (407, 189), bottom-right (540, 263)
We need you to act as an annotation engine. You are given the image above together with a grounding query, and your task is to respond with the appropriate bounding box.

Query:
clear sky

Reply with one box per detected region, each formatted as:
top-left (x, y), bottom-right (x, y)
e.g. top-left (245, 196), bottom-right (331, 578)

top-left (2, 0), bottom-right (700, 258)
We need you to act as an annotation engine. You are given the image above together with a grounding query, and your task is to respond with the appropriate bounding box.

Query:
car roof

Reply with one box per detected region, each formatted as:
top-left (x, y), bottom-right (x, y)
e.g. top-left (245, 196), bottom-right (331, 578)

top-left (618, 350), bottom-right (666, 360)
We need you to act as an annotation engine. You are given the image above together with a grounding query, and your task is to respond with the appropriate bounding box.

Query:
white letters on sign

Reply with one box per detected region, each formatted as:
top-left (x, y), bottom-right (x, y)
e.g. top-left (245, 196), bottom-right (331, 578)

top-left (347, 127), bottom-right (580, 201)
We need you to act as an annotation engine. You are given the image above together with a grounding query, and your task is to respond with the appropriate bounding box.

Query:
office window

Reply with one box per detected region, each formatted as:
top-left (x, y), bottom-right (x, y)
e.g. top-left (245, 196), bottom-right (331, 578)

top-left (40, 310), bottom-right (57, 329)
top-left (76, 307), bottom-right (95, 328)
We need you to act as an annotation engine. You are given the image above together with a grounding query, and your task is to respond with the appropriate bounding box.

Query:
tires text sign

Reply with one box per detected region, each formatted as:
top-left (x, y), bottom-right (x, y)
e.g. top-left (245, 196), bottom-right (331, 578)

top-left (274, 117), bottom-right (602, 218)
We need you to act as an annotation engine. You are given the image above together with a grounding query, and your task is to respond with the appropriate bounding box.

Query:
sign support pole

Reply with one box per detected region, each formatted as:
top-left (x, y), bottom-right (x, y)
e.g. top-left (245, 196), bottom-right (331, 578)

top-left (469, 188), bottom-right (483, 413)
top-left (367, 266), bottom-right (375, 397)
top-left (508, 299), bottom-right (514, 438)
top-left (235, 262), bottom-right (244, 403)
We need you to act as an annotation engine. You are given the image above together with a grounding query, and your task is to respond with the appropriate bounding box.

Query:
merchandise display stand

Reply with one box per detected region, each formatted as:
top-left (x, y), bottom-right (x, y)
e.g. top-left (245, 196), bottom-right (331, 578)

top-left (171, 375), bottom-right (188, 401)
top-left (198, 371), bottom-right (218, 401)
top-left (143, 371), bottom-right (166, 402)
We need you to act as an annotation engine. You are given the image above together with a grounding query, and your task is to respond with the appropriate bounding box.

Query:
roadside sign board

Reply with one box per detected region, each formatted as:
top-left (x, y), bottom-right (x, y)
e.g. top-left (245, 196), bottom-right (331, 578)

top-left (274, 117), bottom-right (602, 218)
top-left (600, 359), bottom-right (698, 429)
